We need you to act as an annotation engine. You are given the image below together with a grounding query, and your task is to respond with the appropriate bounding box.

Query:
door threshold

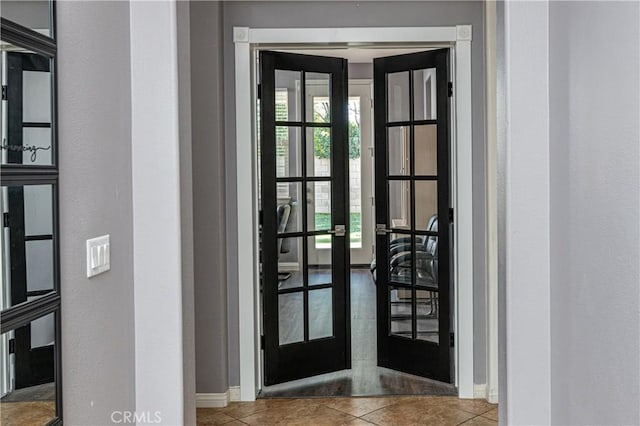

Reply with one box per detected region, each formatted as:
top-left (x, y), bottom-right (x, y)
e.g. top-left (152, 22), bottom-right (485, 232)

top-left (258, 363), bottom-right (456, 398)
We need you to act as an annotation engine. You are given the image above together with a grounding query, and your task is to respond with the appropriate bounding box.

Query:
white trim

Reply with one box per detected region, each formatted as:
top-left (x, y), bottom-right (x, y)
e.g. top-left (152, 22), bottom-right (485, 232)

top-left (234, 25), bottom-right (475, 401)
top-left (196, 392), bottom-right (229, 408)
top-left (234, 36), bottom-right (257, 403)
top-left (473, 384), bottom-right (488, 399)
top-left (454, 26), bottom-right (474, 400)
top-left (248, 27), bottom-right (458, 44)
top-left (484, 0), bottom-right (500, 405)
top-left (229, 386), bottom-right (241, 402)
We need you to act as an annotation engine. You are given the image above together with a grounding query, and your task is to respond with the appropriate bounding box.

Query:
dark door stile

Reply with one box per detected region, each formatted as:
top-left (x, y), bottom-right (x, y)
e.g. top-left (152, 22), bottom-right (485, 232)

top-left (373, 49), bottom-right (453, 383)
top-left (260, 51), bottom-right (350, 386)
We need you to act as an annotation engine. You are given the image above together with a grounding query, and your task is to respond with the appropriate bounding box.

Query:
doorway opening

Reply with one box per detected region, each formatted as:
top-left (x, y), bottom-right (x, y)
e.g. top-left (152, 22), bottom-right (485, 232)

top-left (234, 25), bottom-right (476, 402)
top-left (257, 46), bottom-right (457, 397)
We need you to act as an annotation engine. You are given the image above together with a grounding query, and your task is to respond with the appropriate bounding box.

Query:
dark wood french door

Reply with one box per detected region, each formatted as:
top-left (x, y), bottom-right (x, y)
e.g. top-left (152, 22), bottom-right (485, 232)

top-left (373, 49), bottom-right (453, 383)
top-left (260, 51), bottom-right (350, 385)
top-left (5, 52), bottom-right (55, 389)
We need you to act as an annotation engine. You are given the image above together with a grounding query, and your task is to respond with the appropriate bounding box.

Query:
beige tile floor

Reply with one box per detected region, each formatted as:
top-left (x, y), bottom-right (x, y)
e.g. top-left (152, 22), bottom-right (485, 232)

top-left (197, 396), bottom-right (498, 426)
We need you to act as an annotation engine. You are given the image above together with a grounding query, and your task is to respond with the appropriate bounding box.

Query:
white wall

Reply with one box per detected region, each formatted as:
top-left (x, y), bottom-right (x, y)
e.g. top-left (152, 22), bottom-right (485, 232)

top-left (549, 2), bottom-right (640, 424)
top-left (57, 1), bottom-right (194, 422)
top-left (503, 1), bottom-right (551, 424)
top-left (503, 1), bottom-right (640, 424)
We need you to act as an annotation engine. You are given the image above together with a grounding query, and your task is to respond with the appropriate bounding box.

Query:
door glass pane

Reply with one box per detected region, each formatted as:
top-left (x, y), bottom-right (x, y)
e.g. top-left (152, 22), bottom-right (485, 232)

top-left (387, 126), bottom-right (409, 176)
top-left (414, 124), bottom-right (437, 176)
top-left (0, 313), bottom-right (57, 425)
top-left (413, 68), bottom-right (437, 120)
top-left (389, 233), bottom-right (412, 286)
top-left (276, 126), bottom-right (301, 177)
top-left (306, 127), bottom-right (330, 177)
top-left (307, 73), bottom-right (331, 123)
top-left (1, 46), bottom-right (54, 167)
top-left (23, 70), bottom-right (52, 123)
top-left (277, 237), bottom-right (303, 290)
top-left (390, 286), bottom-right (412, 337)
top-left (387, 71), bottom-right (409, 123)
top-left (1, 2), bottom-right (53, 37)
top-left (416, 235), bottom-right (438, 289)
top-left (417, 289), bottom-right (439, 343)
top-left (26, 240), bottom-right (54, 292)
top-left (278, 292), bottom-right (304, 345)
top-left (307, 181), bottom-right (331, 232)
top-left (1, 184), bottom-right (55, 310)
top-left (276, 182), bottom-right (302, 233)
top-left (414, 181), bottom-right (437, 232)
top-left (388, 180), bottom-right (411, 230)
top-left (309, 288), bottom-right (333, 339)
top-left (23, 184), bottom-right (53, 235)
top-left (275, 70), bottom-right (301, 122)
top-left (307, 236), bottom-right (331, 286)
top-left (348, 97), bottom-right (362, 248)
top-left (22, 128), bottom-right (52, 165)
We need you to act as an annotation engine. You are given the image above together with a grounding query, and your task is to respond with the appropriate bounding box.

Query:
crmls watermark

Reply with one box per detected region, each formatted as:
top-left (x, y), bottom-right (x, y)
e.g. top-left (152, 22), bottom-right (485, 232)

top-left (111, 411), bottom-right (162, 424)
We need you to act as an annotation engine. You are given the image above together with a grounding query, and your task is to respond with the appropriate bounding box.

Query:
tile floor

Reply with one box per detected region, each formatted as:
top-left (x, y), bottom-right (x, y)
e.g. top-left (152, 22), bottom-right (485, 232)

top-left (197, 396), bottom-right (498, 426)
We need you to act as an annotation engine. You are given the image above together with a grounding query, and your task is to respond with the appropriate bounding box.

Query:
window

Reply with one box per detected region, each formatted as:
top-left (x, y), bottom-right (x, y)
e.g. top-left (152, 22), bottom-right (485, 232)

top-left (1, 2), bottom-right (62, 424)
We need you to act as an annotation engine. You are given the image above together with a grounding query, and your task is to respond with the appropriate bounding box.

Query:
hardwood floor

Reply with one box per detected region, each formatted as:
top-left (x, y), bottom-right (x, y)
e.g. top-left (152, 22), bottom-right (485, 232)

top-left (264, 269), bottom-right (456, 397)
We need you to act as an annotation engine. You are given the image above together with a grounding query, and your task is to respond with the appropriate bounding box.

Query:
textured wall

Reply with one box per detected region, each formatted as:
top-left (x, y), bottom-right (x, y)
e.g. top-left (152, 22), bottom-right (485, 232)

top-left (220, 0), bottom-right (488, 387)
top-left (549, 2), bottom-right (640, 424)
top-left (57, 1), bottom-right (136, 422)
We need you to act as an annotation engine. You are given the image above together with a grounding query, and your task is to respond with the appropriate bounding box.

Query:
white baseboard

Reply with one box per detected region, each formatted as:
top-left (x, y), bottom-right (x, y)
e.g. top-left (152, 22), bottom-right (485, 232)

top-left (487, 386), bottom-right (499, 404)
top-left (278, 262), bottom-right (300, 272)
top-left (196, 391), bottom-right (229, 408)
top-left (473, 383), bottom-right (488, 399)
top-left (229, 386), bottom-right (241, 402)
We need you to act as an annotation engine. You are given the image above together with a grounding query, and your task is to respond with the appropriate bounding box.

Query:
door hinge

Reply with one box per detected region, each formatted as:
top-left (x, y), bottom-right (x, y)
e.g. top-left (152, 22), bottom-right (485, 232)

top-left (8, 338), bottom-right (15, 354)
top-left (259, 210), bottom-right (263, 226)
top-left (260, 335), bottom-right (265, 350)
top-left (450, 332), bottom-right (455, 347)
top-left (3, 212), bottom-right (8, 228)
top-left (448, 82), bottom-right (453, 97)
top-left (1, 85), bottom-right (7, 101)
top-left (448, 207), bottom-right (454, 223)
top-left (257, 84), bottom-right (262, 100)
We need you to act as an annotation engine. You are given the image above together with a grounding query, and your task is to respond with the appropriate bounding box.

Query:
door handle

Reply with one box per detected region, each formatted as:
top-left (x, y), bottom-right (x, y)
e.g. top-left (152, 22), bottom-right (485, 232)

top-left (376, 224), bottom-right (393, 235)
top-left (328, 225), bottom-right (346, 237)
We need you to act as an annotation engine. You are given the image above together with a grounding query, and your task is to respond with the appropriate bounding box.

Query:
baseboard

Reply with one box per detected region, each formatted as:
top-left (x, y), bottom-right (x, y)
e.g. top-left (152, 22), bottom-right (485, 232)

top-left (196, 391), bottom-right (229, 408)
top-left (487, 387), bottom-right (499, 404)
top-left (278, 262), bottom-right (300, 271)
top-left (229, 386), bottom-right (241, 402)
top-left (473, 383), bottom-right (488, 399)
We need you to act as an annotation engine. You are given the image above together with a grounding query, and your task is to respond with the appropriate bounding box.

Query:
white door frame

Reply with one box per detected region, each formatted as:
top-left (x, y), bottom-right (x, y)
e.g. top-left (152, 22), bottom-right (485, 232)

top-left (234, 25), bottom-right (474, 401)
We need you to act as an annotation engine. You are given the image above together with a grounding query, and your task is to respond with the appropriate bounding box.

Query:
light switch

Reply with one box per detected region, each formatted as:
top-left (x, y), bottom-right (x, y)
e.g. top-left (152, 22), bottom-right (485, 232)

top-left (86, 235), bottom-right (110, 278)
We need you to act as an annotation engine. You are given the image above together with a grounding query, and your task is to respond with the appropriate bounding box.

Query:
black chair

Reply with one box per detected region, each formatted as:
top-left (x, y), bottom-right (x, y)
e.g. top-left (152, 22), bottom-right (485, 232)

top-left (370, 214), bottom-right (438, 286)
top-left (373, 215), bottom-right (440, 329)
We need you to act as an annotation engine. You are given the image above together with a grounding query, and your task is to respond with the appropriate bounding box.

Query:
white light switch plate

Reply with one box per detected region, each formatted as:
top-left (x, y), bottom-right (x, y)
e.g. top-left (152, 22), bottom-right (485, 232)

top-left (86, 235), bottom-right (110, 278)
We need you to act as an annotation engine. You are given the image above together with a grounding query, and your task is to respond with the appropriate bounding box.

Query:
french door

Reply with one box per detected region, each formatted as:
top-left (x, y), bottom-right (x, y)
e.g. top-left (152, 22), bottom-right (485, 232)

top-left (373, 49), bottom-right (453, 382)
top-left (4, 51), bottom-right (56, 389)
top-left (260, 51), bottom-right (350, 385)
